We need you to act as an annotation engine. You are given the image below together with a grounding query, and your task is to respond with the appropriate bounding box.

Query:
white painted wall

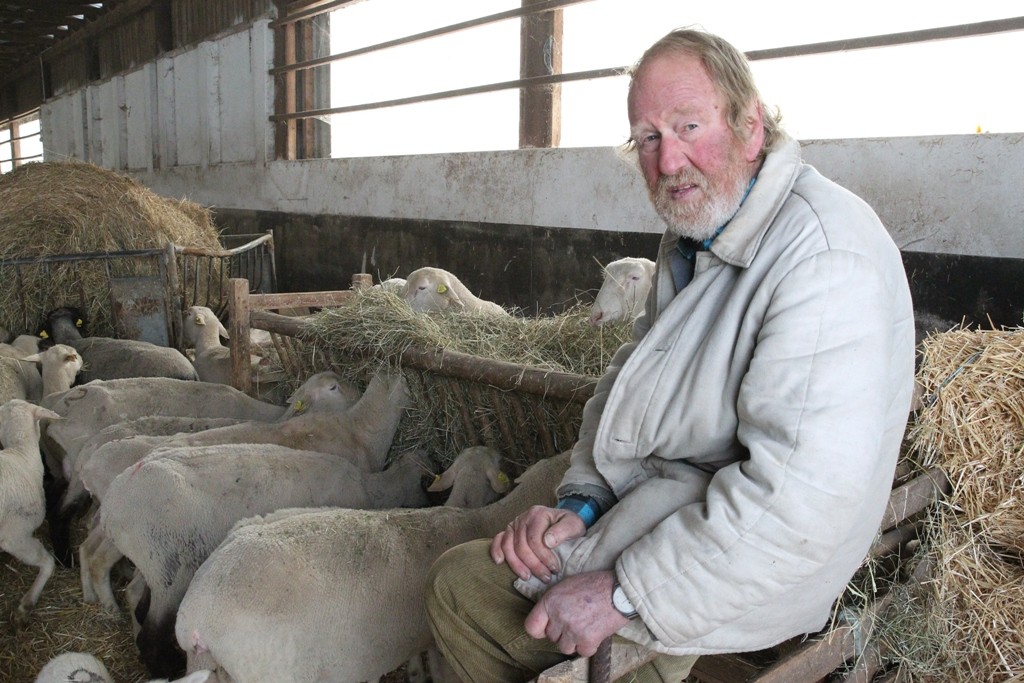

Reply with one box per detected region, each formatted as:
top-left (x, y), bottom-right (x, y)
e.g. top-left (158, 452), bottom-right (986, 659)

top-left (39, 19), bottom-right (1024, 261)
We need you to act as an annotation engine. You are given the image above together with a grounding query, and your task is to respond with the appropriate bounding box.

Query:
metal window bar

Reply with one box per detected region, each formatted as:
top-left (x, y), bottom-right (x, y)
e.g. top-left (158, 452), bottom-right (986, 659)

top-left (270, 0), bottom-right (595, 76)
top-left (273, 15), bottom-right (1024, 123)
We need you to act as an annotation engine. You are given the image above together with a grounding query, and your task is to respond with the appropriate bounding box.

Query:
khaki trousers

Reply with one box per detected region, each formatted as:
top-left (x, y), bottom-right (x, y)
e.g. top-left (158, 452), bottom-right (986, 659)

top-left (425, 538), bottom-right (698, 683)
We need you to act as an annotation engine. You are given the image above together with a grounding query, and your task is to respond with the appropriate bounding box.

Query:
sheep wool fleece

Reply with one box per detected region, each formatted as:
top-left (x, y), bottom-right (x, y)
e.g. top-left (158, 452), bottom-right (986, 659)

top-left (554, 133), bottom-right (917, 655)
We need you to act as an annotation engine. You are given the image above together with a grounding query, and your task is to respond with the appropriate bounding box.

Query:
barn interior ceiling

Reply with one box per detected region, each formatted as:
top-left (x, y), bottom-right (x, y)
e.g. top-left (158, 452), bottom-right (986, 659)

top-left (0, 1), bottom-right (127, 81)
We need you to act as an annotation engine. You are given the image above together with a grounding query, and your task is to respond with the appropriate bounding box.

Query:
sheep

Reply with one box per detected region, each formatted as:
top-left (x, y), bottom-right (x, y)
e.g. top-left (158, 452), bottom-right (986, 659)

top-left (35, 651), bottom-right (211, 683)
top-left (39, 306), bottom-right (199, 384)
top-left (374, 276), bottom-right (407, 293)
top-left (402, 266), bottom-right (509, 316)
top-left (0, 355), bottom-right (43, 404)
top-left (39, 377), bottom-right (289, 567)
top-left (0, 333), bottom-right (43, 358)
top-left (425, 445), bottom-right (510, 508)
top-left (102, 445), bottom-right (434, 677)
top-left (176, 450), bottom-right (570, 683)
top-left (73, 371), bottom-right (372, 613)
top-left (588, 256), bottom-right (655, 326)
top-left (24, 343), bottom-right (84, 396)
top-left (181, 306), bottom-right (232, 385)
top-left (0, 399), bottom-right (63, 620)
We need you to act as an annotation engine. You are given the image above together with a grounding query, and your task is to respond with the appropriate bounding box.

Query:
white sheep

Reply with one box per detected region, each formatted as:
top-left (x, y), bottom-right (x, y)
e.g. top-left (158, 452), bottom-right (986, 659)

top-left (181, 306), bottom-right (232, 385)
top-left (35, 651), bottom-right (211, 683)
top-left (176, 451), bottom-right (570, 683)
top-left (402, 267), bottom-right (509, 316)
top-left (588, 257), bottom-right (655, 326)
top-left (0, 355), bottom-right (43, 404)
top-left (102, 445), bottom-right (433, 677)
top-left (0, 399), bottom-right (62, 620)
top-left (74, 371), bottom-right (373, 613)
top-left (426, 445), bottom-right (510, 508)
top-left (0, 333), bottom-right (43, 358)
top-left (40, 307), bottom-right (199, 383)
top-left (39, 377), bottom-right (289, 568)
top-left (0, 342), bottom-right (82, 406)
top-left (24, 343), bottom-right (84, 397)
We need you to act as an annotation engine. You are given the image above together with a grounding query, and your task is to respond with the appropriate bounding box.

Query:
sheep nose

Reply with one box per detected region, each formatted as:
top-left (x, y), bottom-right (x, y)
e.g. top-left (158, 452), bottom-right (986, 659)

top-left (588, 311), bottom-right (604, 327)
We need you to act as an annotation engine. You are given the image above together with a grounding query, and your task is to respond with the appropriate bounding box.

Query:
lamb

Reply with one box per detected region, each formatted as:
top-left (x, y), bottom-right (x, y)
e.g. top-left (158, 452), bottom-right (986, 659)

top-left (426, 445), bottom-right (510, 508)
top-left (73, 371), bottom-right (371, 612)
top-left (181, 305), bottom-right (232, 385)
top-left (40, 306), bottom-right (199, 383)
top-left (102, 445), bottom-right (434, 677)
top-left (0, 342), bottom-right (83, 406)
top-left (588, 256), bottom-right (655, 326)
top-left (0, 333), bottom-right (43, 358)
top-left (0, 399), bottom-right (63, 620)
top-left (374, 276), bottom-right (407, 293)
top-left (176, 451), bottom-right (570, 683)
top-left (0, 355), bottom-right (43, 404)
top-left (35, 651), bottom-right (211, 683)
top-left (402, 266), bottom-right (509, 316)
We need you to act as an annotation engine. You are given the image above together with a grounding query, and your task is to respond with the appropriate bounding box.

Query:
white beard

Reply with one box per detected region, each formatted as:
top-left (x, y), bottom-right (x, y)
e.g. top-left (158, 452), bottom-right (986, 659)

top-left (653, 161), bottom-right (751, 241)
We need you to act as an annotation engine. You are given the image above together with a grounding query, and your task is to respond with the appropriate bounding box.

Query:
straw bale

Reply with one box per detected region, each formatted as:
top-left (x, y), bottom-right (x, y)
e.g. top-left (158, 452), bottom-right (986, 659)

top-left (0, 160), bottom-right (222, 337)
top-left (872, 328), bottom-right (1024, 681)
top-left (292, 287), bottom-right (632, 473)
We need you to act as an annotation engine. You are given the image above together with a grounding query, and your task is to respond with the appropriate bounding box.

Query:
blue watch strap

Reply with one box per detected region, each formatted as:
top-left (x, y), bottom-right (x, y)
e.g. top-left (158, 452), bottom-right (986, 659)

top-left (556, 495), bottom-right (600, 528)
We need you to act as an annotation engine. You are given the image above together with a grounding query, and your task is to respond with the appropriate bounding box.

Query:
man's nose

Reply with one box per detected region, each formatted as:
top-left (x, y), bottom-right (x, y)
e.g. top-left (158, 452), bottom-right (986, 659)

top-left (658, 135), bottom-right (690, 177)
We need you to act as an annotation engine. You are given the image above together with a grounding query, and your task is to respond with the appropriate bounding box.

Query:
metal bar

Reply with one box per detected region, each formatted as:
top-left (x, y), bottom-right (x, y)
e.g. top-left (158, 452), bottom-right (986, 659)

top-left (273, 16), bottom-right (1024, 122)
top-left (173, 232), bottom-right (274, 258)
top-left (746, 16), bottom-right (1024, 61)
top-left (271, 66), bottom-right (623, 121)
top-left (0, 247), bottom-right (166, 267)
top-left (270, 0), bottom-right (594, 64)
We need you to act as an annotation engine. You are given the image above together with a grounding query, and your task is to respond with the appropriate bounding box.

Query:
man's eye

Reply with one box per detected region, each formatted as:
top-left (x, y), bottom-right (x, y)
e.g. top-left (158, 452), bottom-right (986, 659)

top-left (680, 123), bottom-right (698, 133)
top-left (638, 133), bottom-right (660, 152)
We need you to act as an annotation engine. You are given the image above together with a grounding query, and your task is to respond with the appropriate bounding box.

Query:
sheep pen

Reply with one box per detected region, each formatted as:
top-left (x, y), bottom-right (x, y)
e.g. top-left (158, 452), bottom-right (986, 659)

top-left (0, 160), bottom-right (223, 337)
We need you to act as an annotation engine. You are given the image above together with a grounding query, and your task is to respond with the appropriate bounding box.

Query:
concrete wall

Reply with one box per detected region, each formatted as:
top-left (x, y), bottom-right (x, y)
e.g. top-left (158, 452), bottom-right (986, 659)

top-left (39, 19), bottom-right (1024, 325)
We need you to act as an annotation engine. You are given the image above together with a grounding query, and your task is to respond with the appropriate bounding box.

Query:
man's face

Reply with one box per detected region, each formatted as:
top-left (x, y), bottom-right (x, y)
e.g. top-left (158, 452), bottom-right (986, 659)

top-left (628, 52), bottom-right (762, 240)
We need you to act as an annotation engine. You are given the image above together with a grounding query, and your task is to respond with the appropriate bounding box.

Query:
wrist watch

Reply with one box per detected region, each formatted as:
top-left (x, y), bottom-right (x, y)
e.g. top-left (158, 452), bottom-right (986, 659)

top-left (611, 581), bottom-right (639, 619)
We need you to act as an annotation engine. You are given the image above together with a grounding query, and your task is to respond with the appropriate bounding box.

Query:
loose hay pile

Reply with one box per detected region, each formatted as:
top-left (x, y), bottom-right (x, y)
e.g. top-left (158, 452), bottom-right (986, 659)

top-left (295, 287), bottom-right (633, 473)
top-left (0, 160), bottom-right (222, 337)
top-left (878, 328), bottom-right (1024, 682)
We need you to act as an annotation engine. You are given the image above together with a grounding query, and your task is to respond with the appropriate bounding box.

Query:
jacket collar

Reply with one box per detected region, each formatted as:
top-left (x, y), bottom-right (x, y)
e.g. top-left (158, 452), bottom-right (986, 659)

top-left (657, 134), bottom-right (803, 269)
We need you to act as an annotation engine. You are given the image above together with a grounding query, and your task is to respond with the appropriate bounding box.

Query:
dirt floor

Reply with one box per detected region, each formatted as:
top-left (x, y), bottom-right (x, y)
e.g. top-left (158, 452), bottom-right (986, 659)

top-left (0, 515), bottom-right (411, 683)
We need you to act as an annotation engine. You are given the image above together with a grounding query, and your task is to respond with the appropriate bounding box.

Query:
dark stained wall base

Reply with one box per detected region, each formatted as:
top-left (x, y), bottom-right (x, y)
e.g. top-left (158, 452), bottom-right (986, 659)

top-left (213, 209), bottom-right (1024, 329)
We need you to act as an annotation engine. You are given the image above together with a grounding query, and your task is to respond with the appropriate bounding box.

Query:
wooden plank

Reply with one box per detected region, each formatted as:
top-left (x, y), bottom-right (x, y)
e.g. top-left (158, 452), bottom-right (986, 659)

top-left (519, 0), bottom-right (562, 148)
top-left (228, 277), bottom-right (252, 395)
top-left (248, 289), bottom-right (353, 309)
top-left (533, 640), bottom-right (656, 683)
top-left (879, 468), bottom-right (949, 531)
top-left (689, 653), bottom-right (762, 683)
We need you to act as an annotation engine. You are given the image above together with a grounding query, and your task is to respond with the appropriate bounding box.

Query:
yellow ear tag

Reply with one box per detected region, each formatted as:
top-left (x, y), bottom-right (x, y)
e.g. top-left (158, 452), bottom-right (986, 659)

top-left (39, 330), bottom-right (49, 339)
top-left (497, 472), bottom-right (510, 488)
top-left (293, 399), bottom-right (305, 413)
top-left (75, 318), bottom-right (83, 328)
top-left (437, 284), bottom-right (447, 294)
top-left (432, 474), bottom-right (442, 486)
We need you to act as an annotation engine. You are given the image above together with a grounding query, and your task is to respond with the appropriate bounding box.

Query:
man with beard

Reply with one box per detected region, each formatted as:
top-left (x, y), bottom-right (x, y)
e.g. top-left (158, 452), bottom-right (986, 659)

top-left (425, 27), bottom-right (915, 683)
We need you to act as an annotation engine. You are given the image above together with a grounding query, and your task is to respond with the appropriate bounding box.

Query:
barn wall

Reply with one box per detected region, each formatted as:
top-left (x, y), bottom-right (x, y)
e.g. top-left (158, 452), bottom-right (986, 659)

top-left (38, 19), bottom-right (1024, 326)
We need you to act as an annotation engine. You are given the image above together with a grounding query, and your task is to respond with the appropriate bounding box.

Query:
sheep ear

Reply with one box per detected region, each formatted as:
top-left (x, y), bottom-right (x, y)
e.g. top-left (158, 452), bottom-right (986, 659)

top-left (218, 321), bottom-right (230, 339)
top-left (33, 405), bottom-right (62, 421)
top-left (445, 286), bottom-right (467, 311)
top-left (489, 469), bottom-right (512, 494)
top-left (427, 467), bottom-right (457, 492)
top-left (22, 352), bottom-right (41, 363)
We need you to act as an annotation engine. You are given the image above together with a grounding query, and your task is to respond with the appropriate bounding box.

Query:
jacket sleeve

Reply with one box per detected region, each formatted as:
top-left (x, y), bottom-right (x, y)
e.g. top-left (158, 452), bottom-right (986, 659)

top-left (617, 247), bottom-right (913, 647)
top-left (556, 269), bottom-right (659, 505)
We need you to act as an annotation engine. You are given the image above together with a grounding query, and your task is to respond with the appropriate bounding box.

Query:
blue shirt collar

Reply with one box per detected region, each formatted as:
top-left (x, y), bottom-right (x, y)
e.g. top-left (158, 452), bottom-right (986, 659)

top-left (676, 174), bottom-right (757, 261)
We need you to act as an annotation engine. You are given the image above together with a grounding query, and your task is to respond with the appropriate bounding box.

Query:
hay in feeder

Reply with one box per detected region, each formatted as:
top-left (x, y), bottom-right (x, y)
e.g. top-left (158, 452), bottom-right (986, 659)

top-left (874, 328), bottom-right (1024, 682)
top-left (0, 160), bottom-right (222, 337)
top-left (294, 287), bottom-right (633, 473)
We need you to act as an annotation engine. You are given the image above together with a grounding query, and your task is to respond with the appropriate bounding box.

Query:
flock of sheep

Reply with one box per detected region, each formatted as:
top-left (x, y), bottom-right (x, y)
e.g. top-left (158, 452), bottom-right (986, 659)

top-left (0, 258), bottom-right (655, 683)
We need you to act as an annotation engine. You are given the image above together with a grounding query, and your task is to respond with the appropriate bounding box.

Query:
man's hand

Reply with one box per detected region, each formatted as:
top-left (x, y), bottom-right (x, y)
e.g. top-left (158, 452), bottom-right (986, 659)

top-left (524, 570), bottom-right (629, 656)
top-left (490, 505), bottom-right (585, 583)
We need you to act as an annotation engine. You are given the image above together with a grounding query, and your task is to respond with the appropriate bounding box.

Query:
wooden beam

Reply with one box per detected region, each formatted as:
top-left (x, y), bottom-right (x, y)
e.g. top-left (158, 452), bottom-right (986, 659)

top-left (519, 0), bottom-right (562, 148)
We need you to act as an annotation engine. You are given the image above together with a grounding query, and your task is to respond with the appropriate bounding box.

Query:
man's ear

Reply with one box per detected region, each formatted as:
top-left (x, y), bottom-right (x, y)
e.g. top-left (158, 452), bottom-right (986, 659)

top-left (742, 101), bottom-right (765, 162)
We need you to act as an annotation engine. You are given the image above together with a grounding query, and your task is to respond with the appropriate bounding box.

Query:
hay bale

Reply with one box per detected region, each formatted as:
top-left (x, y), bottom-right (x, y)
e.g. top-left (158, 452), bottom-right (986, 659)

top-left (0, 160), bottom-right (222, 337)
top-left (875, 328), bottom-right (1024, 682)
top-left (293, 288), bottom-right (633, 473)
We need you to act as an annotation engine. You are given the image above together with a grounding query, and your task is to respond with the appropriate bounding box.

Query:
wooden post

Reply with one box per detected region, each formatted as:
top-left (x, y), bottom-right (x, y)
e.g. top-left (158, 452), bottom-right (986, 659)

top-left (351, 273), bottom-right (372, 289)
top-left (228, 278), bottom-right (252, 395)
top-left (519, 0), bottom-right (562, 148)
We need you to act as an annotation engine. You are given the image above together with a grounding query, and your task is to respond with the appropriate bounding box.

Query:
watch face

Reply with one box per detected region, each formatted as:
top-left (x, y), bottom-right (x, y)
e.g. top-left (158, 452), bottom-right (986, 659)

top-left (612, 585), bottom-right (636, 617)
